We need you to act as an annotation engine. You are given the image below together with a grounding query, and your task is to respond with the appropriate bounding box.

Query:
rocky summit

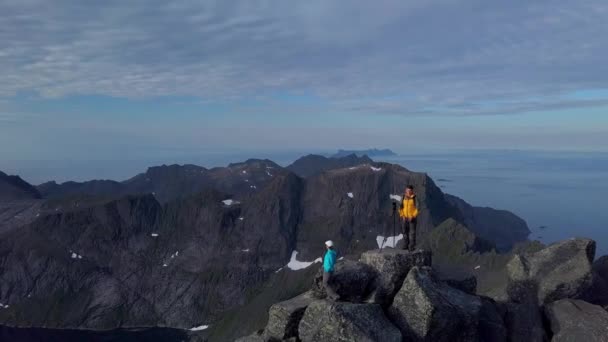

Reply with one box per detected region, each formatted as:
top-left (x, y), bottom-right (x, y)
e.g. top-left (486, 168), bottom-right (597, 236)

top-left (237, 239), bottom-right (608, 342)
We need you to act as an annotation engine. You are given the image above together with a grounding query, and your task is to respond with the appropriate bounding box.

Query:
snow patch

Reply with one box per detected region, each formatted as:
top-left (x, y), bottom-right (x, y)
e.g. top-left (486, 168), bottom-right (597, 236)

top-left (163, 264), bottom-right (168, 267)
top-left (238, 217), bottom-right (244, 221)
top-left (70, 252), bottom-right (83, 259)
top-left (266, 171), bottom-right (273, 177)
top-left (390, 194), bottom-right (402, 202)
top-left (370, 166), bottom-right (382, 172)
top-left (241, 170), bottom-right (247, 174)
top-left (244, 179), bottom-right (249, 182)
top-left (151, 233), bottom-right (159, 237)
top-left (474, 265), bottom-right (481, 270)
top-left (275, 267), bottom-right (284, 273)
top-left (242, 249), bottom-right (250, 252)
top-left (222, 199), bottom-right (239, 206)
top-left (250, 185), bottom-right (257, 189)
top-left (170, 251), bottom-right (179, 259)
top-left (376, 234), bottom-right (404, 249)
top-left (287, 251), bottom-right (322, 271)
top-left (347, 192), bottom-right (354, 198)
top-left (0, 303), bottom-right (9, 309)
top-left (190, 325), bottom-right (209, 331)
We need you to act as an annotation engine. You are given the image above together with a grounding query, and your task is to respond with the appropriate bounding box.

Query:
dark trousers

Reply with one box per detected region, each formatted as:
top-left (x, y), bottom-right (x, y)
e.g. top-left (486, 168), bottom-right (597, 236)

top-left (323, 271), bottom-right (339, 300)
top-left (402, 218), bottom-right (417, 251)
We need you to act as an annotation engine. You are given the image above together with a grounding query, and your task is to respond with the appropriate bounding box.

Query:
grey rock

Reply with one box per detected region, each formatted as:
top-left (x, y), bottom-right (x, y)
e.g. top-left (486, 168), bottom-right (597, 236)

top-left (503, 280), bottom-right (547, 342)
top-left (589, 255), bottom-right (608, 309)
top-left (298, 300), bottom-right (401, 342)
top-left (478, 297), bottom-right (507, 342)
top-left (545, 299), bottom-right (608, 342)
top-left (388, 266), bottom-right (485, 342)
top-left (263, 291), bottom-right (315, 341)
top-left (360, 249), bottom-right (432, 306)
top-left (312, 260), bottom-right (376, 302)
top-left (506, 238), bottom-right (596, 304)
top-left (444, 275), bottom-right (478, 295)
top-left (234, 331), bottom-right (264, 342)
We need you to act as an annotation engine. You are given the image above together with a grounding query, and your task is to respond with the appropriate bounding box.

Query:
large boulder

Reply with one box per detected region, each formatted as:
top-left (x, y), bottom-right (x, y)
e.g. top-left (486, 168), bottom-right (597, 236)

top-left (312, 260), bottom-right (377, 302)
top-left (298, 300), bottom-right (401, 342)
top-left (360, 249), bottom-right (432, 306)
top-left (506, 238), bottom-right (596, 304)
top-left (478, 297), bottom-right (508, 342)
top-left (502, 280), bottom-right (547, 342)
top-left (263, 291), bottom-right (315, 341)
top-left (589, 255), bottom-right (608, 309)
top-left (544, 299), bottom-right (608, 342)
top-left (388, 266), bottom-right (496, 342)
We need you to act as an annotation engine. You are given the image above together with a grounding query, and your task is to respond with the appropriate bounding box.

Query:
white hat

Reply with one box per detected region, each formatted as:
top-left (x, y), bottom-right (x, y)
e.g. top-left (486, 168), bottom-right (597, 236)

top-left (325, 240), bottom-right (334, 247)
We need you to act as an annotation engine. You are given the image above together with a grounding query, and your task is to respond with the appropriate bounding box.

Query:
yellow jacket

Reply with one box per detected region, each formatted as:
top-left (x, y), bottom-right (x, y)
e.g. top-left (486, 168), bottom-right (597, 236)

top-left (399, 195), bottom-right (419, 219)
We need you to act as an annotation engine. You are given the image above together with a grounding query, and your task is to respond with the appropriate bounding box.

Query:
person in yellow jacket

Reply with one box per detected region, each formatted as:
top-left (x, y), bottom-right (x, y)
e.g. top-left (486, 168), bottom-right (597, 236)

top-left (399, 185), bottom-right (419, 251)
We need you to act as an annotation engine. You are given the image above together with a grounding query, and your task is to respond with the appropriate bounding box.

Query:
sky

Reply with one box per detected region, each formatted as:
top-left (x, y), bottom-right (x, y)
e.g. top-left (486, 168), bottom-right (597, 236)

top-left (2, 0), bottom-right (608, 169)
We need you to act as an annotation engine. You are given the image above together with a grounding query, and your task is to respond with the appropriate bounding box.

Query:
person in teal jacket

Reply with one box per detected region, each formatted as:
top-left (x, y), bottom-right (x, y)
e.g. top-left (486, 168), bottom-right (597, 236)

top-left (323, 240), bottom-right (339, 300)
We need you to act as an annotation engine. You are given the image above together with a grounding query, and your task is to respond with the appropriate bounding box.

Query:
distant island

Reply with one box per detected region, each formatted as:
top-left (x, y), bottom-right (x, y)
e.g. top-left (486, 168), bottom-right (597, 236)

top-left (331, 148), bottom-right (397, 158)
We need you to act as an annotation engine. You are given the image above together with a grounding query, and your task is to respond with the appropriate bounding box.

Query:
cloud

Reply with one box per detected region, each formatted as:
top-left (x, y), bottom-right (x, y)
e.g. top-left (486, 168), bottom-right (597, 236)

top-left (1, 0), bottom-right (608, 115)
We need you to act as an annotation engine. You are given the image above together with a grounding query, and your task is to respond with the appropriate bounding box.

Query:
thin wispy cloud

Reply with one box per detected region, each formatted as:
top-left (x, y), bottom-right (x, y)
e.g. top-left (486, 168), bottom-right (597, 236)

top-left (1, 0), bottom-right (607, 116)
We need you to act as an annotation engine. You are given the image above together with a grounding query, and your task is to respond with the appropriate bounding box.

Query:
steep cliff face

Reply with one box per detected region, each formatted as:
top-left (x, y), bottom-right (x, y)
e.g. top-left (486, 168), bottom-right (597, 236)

top-left (0, 173), bottom-right (304, 330)
top-left (295, 162), bottom-right (461, 260)
top-left (444, 194), bottom-right (530, 251)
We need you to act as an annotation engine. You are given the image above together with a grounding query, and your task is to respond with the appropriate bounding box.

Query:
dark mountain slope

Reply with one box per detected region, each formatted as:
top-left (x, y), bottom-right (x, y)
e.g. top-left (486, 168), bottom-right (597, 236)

top-left (0, 171), bottom-right (41, 201)
top-left (445, 194), bottom-right (530, 251)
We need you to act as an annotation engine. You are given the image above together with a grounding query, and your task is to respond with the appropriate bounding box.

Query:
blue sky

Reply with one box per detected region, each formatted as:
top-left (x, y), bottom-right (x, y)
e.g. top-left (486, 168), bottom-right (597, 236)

top-left (2, 0), bottom-right (608, 166)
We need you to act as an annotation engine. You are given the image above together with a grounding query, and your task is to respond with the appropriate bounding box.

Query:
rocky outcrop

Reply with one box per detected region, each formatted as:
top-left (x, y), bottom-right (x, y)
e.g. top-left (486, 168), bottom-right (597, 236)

top-left (545, 299), bottom-right (608, 342)
top-left (312, 260), bottom-right (377, 302)
top-left (444, 194), bottom-right (529, 251)
top-left (506, 238), bottom-right (596, 304)
top-left (298, 300), bottom-right (401, 342)
top-left (360, 249), bottom-right (432, 306)
top-left (263, 291), bottom-right (315, 341)
top-left (387, 266), bottom-right (491, 342)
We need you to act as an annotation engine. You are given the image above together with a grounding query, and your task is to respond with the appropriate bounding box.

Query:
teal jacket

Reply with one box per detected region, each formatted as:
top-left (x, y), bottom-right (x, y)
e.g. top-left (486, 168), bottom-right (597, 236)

top-left (323, 249), bottom-right (337, 273)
